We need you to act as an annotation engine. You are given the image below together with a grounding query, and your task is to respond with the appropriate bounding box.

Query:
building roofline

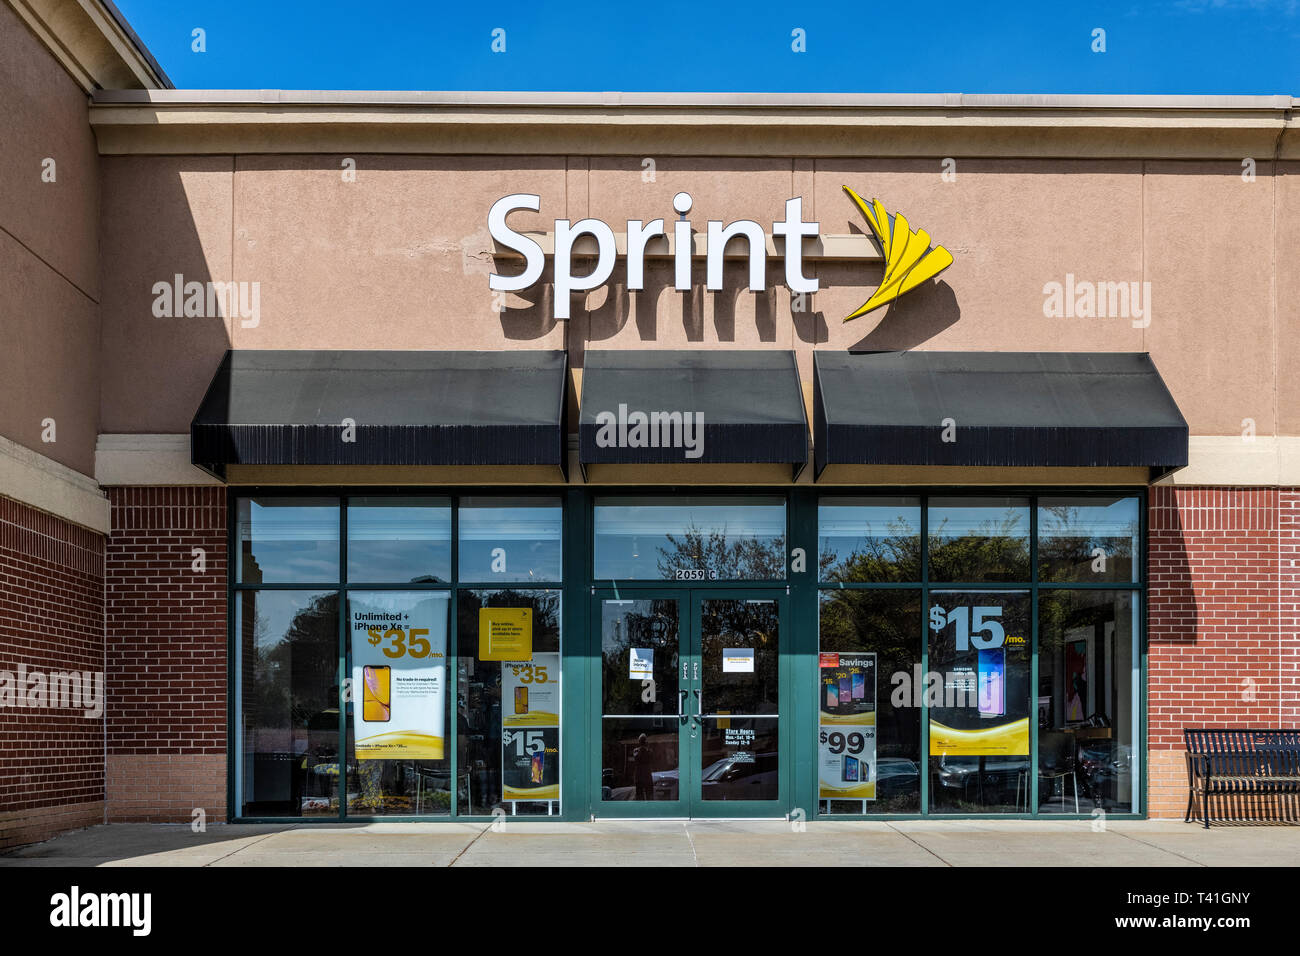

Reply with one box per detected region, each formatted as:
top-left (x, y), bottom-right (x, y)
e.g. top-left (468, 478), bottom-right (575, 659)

top-left (90, 89), bottom-right (1293, 110)
top-left (97, 0), bottom-right (173, 89)
top-left (6, 0), bottom-right (172, 91)
top-left (87, 89), bottom-right (1297, 160)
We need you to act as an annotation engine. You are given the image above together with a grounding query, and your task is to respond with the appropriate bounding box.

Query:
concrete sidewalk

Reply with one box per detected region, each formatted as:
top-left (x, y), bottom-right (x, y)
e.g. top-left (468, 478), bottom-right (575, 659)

top-left (3, 819), bottom-right (1297, 866)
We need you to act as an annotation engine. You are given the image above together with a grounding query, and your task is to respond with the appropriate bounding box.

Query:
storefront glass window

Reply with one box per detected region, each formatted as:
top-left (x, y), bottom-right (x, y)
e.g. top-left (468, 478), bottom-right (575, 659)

top-left (927, 590), bottom-right (1032, 814)
top-left (818, 497), bottom-right (921, 583)
top-left (345, 591), bottom-right (454, 816)
top-left (347, 497), bottom-right (451, 583)
top-left (237, 497), bottom-right (339, 583)
top-left (235, 589), bottom-right (340, 817)
top-left (458, 497), bottom-right (563, 582)
top-left (235, 494), bottom-right (564, 820)
top-left (818, 589), bottom-right (922, 813)
top-left (1037, 589), bottom-right (1139, 813)
top-left (593, 496), bottom-right (786, 580)
top-left (927, 497), bottom-right (1031, 583)
top-left (598, 599), bottom-right (682, 802)
top-left (456, 588), bottom-right (563, 815)
top-left (1037, 496), bottom-right (1140, 583)
top-left (698, 598), bottom-right (781, 802)
top-left (814, 491), bottom-right (1143, 820)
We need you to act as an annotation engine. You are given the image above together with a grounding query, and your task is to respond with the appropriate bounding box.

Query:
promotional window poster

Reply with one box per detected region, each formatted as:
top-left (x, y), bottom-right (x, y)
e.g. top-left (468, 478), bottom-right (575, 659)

top-left (927, 595), bottom-right (1030, 757)
top-left (349, 593), bottom-right (450, 760)
top-left (501, 651), bottom-right (560, 801)
top-left (818, 652), bottom-right (877, 799)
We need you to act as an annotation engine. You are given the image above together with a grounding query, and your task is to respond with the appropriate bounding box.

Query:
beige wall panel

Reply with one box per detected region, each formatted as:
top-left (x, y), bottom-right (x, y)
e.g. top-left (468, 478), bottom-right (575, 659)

top-left (1143, 160), bottom-right (1276, 435)
top-left (1276, 162), bottom-right (1300, 436)
top-left (583, 158), bottom-right (797, 349)
top-left (581, 260), bottom-right (794, 352)
top-left (588, 157), bottom-right (796, 225)
top-left (231, 155), bottom-right (568, 351)
top-left (0, 0), bottom-right (99, 298)
top-left (98, 156), bottom-right (234, 433)
top-left (0, 230), bottom-right (98, 475)
top-left (810, 159), bottom-right (1146, 356)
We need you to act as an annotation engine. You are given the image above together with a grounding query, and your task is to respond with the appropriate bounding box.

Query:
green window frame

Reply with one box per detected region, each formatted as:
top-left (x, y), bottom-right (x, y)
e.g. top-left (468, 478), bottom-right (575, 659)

top-left (228, 490), bottom-right (565, 823)
top-left (813, 490), bottom-right (1147, 820)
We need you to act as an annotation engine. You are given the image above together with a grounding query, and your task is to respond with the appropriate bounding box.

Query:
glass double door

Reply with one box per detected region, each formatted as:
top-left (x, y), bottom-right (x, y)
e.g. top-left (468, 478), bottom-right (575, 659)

top-left (593, 589), bottom-right (787, 817)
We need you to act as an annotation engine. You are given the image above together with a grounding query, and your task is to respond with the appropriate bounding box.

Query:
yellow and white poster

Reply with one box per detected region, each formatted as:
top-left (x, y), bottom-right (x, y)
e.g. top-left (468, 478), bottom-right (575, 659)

top-left (349, 592), bottom-right (449, 760)
top-left (818, 652), bottom-right (877, 799)
top-left (501, 651), bottom-right (560, 800)
top-left (479, 607), bottom-right (532, 661)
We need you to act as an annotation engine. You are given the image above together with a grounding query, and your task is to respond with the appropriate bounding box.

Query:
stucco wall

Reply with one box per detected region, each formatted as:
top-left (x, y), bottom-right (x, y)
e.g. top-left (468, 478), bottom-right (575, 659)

top-left (0, 0), bottom-right (101, 477)
top-left (95, 151), bottom-right (1294, 442)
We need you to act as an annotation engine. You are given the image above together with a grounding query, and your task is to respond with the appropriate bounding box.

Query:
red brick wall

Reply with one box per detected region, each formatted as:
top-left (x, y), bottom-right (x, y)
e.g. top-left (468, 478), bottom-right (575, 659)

top-left (0, 494), bottom-right (105, 849)
top-left (1147, 485), bottom-right (1299, 817)
top-left (105, 487), bottom-right (227, 821)
top-left (1282, 490), bottom-right (1300, 729)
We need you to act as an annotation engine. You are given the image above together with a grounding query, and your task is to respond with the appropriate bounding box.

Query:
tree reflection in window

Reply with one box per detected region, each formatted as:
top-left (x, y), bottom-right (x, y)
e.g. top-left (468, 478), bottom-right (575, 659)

top-left (654, 524), bottom-right (786, 580)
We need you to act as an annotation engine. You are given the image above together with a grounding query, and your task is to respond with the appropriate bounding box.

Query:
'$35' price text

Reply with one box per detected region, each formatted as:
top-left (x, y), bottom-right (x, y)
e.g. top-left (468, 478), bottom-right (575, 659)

top-left (366, 627), bottom-right (434, 659)
top-left (508, 664), bottom-right (551, 684)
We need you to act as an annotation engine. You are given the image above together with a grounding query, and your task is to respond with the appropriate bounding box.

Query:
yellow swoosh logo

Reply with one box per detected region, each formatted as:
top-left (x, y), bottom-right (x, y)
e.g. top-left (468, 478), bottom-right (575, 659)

top-left (842, 185), bottom-right (953, 320)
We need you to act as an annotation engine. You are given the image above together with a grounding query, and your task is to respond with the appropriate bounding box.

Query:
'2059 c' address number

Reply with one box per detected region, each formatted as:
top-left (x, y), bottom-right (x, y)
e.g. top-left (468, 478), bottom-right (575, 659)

top-left (673, 568), bottom-right (718, 580)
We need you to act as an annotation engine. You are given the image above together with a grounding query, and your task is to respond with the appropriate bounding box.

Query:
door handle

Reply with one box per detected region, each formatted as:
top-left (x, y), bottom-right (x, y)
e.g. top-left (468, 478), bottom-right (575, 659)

top-left (694, 688), bottom-right (703, 717)
top-left (678, 689), bottom-right (688, 719)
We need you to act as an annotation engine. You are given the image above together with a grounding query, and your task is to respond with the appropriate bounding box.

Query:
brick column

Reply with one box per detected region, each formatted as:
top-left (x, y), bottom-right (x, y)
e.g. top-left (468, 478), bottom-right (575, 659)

top-left (105, 487), bottom-right (227, 822)
top-left (0, 494), bottom-right (106, 850)
top-left (1147, 486), bottom-right (1295, 818)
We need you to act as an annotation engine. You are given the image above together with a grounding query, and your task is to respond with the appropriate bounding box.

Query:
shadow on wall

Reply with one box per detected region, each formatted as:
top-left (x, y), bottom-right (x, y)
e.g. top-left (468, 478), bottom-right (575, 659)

top-left (844, 281), bottom-right (960, 351)
top-left (99, 157), bottom-right (232, 434)
top-left (1148, 491), bottom-right (1300, 826)
top-left (583, 261), bottom-right (786, 344)
top-left (1149, 491), bottom-right (1198, 650)
top-left (528, 254), bottom-right (961, 349)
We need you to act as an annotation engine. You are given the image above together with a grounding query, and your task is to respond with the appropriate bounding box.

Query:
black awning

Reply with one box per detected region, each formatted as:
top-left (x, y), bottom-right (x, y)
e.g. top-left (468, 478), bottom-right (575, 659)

top-left (579, 350), bottom-right (808, 478)
top-left (813, 351), bottom-right (1188, 480)
top-left (192, 350), bottom-right (567, 478)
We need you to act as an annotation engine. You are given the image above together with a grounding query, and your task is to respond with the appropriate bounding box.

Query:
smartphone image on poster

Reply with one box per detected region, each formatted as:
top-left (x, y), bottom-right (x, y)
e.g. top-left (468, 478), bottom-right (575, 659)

top-left (842, 755), bottom-right (860, 782)
top-left (530, 752), bottom-right (544, 783)
top-left (825, 681), bottom-right (839, 711)
top-left (514, 685), bottom-right (529, 715)
top-left (978, 648), bottom-right (1006, 717)
top-left (838, 676), bottom-right (851, 704)
top-left (362, 665), bottom-right (391, 722)
top-left (851, 671), bottom-right (865, 701)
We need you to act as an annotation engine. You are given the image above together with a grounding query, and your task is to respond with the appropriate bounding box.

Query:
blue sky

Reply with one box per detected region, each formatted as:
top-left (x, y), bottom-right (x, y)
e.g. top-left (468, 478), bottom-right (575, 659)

top-left (115, 0), bottom-right (1299, 93)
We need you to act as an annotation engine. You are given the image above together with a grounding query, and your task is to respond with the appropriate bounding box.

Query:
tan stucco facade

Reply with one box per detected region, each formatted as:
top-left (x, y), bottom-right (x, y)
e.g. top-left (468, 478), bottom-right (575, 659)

top-left (91, 140), bottom-right (1297, 459)
top-left (0, 0), bottom-right (102, 479)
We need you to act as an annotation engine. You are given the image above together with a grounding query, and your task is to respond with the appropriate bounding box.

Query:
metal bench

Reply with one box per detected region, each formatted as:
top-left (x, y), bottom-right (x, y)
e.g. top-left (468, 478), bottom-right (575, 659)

top-left (1184, 728), bottom-right (1300, 828)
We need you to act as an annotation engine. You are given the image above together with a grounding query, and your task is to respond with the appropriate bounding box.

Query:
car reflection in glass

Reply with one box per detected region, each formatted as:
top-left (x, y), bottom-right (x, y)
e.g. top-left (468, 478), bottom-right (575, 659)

top-left (936, 755), bottom-right (1031, 805)
top-left (875, 758), bottom-right (919, 800)
top-left (601, 753), bottom-right (779, 800)
top-left (603, 768), bottom-right (680, 801)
